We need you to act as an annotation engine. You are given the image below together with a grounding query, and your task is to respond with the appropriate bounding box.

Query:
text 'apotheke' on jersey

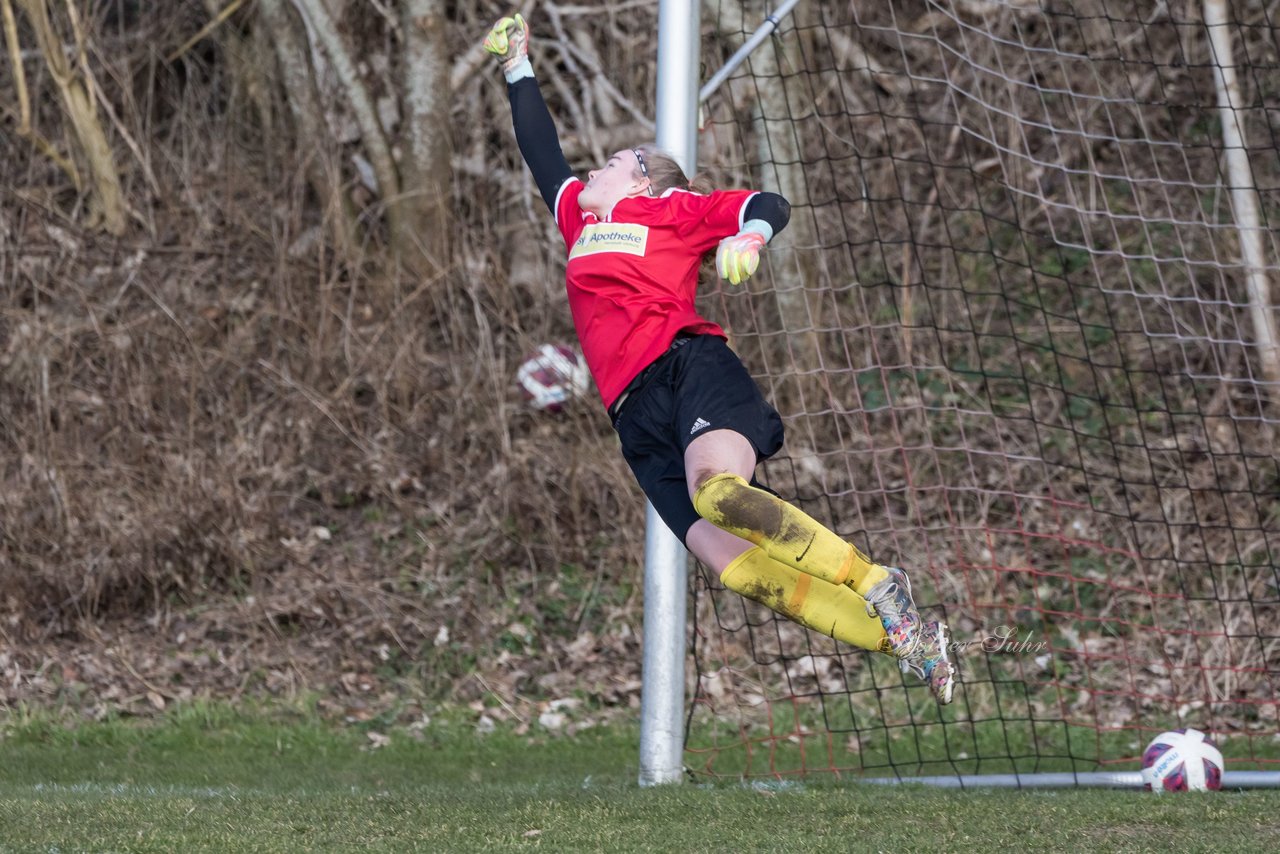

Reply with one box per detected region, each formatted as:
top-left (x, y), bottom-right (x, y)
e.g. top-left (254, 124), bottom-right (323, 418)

top-left (569, 223), bottom-right (650, 260)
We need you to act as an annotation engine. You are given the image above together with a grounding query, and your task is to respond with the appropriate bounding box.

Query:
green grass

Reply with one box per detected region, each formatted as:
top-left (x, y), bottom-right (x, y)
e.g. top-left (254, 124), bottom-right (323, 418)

top-left (0, 705), bottom-right (1276, 852)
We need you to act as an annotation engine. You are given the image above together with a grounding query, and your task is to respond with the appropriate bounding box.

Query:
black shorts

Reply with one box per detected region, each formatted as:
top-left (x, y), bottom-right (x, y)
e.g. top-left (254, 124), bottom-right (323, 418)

top-left (611, 334), bottom-right (785, 545)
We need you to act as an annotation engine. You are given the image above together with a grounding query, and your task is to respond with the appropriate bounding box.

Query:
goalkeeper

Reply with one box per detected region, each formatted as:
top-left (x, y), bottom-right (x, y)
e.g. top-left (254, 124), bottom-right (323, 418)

top-left (485, 14), bottom-right (954, 703)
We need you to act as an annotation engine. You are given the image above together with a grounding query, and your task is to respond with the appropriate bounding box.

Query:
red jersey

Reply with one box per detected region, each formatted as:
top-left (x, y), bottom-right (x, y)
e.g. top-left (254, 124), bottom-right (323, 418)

top-left (553, 178), bottom-right (758, 409)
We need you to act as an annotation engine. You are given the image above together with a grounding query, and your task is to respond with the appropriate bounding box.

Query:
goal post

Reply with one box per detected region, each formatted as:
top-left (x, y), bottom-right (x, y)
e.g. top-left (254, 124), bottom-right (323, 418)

top-left (638, 0), bottom-right (702, 789)
top-left (640, 0), bottom-right (1280, 789)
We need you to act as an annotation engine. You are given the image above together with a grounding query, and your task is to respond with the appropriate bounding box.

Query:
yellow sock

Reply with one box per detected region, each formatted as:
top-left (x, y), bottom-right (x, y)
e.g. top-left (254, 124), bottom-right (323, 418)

top-left (693, 473), bottom-right (890, 595)
top-left (720, 548), bottom-right (890, 654)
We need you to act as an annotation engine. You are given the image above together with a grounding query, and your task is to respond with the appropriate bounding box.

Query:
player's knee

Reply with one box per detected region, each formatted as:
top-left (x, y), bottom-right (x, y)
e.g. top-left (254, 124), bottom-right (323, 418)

top-left (691, 471), bottom-right (749, 521)
top-left (691, 467), bottom-right (729, 495)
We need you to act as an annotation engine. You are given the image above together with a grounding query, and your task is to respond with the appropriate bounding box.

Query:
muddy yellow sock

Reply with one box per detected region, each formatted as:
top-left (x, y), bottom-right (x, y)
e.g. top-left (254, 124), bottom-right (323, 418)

top-left (693, 472), bottom-right (890, 595)
top-left (720, 548), bottom-right (890, 653)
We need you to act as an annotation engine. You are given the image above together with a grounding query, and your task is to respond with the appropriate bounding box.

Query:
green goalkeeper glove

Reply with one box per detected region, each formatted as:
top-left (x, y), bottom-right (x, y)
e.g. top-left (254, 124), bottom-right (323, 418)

top-left (483, 14), bottom-right (533, 83)
top-left (716, 219), bottom-right (774, 285)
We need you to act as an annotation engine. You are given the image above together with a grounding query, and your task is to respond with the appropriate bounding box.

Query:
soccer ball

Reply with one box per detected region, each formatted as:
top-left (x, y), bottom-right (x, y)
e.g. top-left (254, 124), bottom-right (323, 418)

top-left (515, 343), bottom-right (589, 412)
top-left (1140, 728), bottom-right (1224, 792)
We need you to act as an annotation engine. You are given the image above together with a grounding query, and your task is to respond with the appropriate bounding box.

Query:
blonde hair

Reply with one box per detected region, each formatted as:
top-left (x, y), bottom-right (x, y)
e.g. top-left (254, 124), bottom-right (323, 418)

top-left (633, 143), bottom-right (714, 195)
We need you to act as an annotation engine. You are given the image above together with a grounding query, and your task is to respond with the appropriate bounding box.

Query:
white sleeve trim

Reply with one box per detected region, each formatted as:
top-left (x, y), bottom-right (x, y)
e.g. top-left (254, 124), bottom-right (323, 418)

top-left (553, 177), bottom-right (581, 228)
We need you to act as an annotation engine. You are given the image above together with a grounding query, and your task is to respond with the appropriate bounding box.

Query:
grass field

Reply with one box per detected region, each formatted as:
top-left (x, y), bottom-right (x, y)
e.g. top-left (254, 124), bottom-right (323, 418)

top-left (0, 704), bottom-right (1277, 852)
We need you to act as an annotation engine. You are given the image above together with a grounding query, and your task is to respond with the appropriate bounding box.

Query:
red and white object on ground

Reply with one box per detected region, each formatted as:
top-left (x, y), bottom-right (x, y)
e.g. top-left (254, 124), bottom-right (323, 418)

top-left (1141, 728), bottom-right (1224, 792)
top-left (515, 343), bottom-right (589, 412)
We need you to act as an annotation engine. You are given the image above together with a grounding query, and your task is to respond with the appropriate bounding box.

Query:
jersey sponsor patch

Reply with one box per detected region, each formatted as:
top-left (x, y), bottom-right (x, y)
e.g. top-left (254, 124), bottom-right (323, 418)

top-left (569, 223), bottom-right (649, 260)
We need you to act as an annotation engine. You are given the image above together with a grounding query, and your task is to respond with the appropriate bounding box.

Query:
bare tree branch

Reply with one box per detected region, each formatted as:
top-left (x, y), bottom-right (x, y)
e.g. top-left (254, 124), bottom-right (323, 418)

top-left (258, 0), bottom-right (356, 257)
top-left (291, 0), bottom-right (402, 246)
top-left (15, 0), bottom-right (125, 234)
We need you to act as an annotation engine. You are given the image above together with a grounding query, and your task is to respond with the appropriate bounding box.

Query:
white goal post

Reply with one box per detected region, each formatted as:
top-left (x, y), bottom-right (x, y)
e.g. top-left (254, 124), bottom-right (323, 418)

top-left (639, 0), bottom-right (808, 790)
top-left (637, 0), bottom-right (702, 789)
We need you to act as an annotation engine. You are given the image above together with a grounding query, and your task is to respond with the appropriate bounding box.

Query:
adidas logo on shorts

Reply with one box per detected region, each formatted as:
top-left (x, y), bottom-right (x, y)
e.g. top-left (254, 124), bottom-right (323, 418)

top-left (690, 417), bottom-right (711, 435)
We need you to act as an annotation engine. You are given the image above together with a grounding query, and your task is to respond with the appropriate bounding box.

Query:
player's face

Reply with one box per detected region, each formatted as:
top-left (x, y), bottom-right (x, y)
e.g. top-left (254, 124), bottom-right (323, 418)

top-left (579, 149), bottom-right (651, 216)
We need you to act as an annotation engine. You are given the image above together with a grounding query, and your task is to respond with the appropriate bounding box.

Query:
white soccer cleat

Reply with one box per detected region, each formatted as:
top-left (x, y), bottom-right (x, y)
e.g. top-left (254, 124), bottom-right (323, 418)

top-left (864, 568), bottom-right (955, 704)
top-left (898, 620), bottom-right (956, 705)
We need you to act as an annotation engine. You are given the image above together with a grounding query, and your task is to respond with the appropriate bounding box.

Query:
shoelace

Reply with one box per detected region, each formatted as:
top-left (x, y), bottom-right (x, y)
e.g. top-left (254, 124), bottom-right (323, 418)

top-left (866, 570), bottom-right (932, 661)
top-left (863, 569), bottom-right (912, 620)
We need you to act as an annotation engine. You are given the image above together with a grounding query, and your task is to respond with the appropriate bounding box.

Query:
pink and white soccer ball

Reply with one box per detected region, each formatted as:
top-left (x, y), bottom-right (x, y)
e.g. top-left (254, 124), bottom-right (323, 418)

top-left (515, 343), bottom-right (589, 412)
top-left (1141, 728), bottom-right (1224, 792)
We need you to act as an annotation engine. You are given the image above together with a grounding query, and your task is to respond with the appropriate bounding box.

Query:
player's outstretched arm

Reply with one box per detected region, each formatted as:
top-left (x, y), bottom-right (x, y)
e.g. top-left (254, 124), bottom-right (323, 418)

top-left (484, 14), bottom-right (573, 214)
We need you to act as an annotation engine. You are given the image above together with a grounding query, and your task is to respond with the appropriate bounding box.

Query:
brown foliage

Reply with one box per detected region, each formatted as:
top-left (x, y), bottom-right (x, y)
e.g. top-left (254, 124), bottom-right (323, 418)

top-left (0, 0), bottom-right (654, 721)
top-left (1, 1), bottom-right (1277, 743)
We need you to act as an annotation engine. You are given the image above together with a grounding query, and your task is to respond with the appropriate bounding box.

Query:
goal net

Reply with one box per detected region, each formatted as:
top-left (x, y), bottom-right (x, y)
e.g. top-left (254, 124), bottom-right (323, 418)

top-left (686, 0), bottom-right (1280, 781)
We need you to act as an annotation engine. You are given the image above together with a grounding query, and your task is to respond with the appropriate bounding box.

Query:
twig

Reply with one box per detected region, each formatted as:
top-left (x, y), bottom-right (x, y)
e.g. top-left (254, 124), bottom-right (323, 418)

top-left (82, 30), bottom-right (161, 198)
top-left (555, 31), bottom-right (655, 132)
top-left (165, 0), bottom-right (250, 64)
top-left (1, 0), bottom-right (29, 133)
top-left (257, 358), bottom-right (377, 457)
top-left (15, 0), bottom-right (82, 186)
top-left (291, 0), bottom-right (402, 240)
top-left (111, 647), bottom-right (177, 701)
top-left (0, 102), bottom-right (80, 184)
top-left (474, 672), bottom-right (530, 724)
top-left (544, 1), bottom-right (603, 163)
top-left (15, 0), bottom-right (126, 233)
top-left (900, 123), bottom-right (962, 364)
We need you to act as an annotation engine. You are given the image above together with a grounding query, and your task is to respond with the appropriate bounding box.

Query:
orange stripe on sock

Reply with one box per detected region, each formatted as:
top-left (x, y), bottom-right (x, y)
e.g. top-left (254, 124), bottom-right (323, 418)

top-left (831, 547), bottom-right (855, 586)
top-left (787, 574), bottom-right (812, 613)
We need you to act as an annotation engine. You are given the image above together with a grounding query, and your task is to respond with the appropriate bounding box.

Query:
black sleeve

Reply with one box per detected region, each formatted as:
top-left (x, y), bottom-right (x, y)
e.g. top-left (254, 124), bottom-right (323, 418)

top-left (508, 77), bottom-right (575, 214)
top-left (744, 192), bottom-right (791, 237)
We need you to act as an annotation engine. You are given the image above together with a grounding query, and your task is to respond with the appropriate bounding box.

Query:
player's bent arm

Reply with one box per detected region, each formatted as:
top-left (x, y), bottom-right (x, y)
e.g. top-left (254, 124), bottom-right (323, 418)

top-left (716, 192), bottom-right (791, 286)
top-left (743, 192), bottom-right (791, 236)
top-left (743, 192), bottom-right (790, 239)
